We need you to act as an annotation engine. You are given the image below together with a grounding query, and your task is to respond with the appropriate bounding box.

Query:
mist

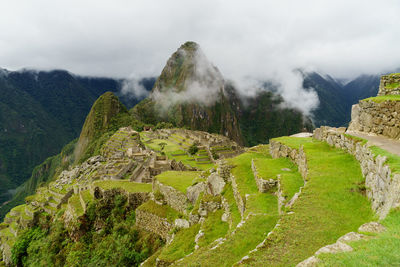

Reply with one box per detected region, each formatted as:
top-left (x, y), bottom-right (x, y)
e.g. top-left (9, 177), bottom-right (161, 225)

top-left (1, 0), bottom-right (400, 114)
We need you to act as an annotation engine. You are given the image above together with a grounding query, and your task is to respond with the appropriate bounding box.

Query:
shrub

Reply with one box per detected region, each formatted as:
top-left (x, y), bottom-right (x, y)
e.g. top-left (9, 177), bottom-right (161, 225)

top-left (188, 144), bottom-right (199, 155)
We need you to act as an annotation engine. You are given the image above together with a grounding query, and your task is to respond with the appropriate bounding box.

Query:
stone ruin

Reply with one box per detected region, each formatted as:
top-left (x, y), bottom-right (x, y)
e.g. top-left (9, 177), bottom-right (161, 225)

top-left (348, 74), bottom-right (400, 140)
top-left (378, 73), bottom-right (400, 96)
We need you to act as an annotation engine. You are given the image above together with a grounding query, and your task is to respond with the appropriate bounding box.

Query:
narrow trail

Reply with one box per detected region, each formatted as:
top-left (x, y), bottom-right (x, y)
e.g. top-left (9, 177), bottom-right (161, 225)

top-left (346, 131), bottom-right (400, 156)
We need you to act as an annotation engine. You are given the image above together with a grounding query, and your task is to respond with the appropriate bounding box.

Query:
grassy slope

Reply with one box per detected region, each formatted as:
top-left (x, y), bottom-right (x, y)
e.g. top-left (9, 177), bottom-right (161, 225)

top-left (93, 180), bottom-right (152, 193)
top-left (362, 95), bottom-right (400, 102)
top-left (156, 171), bottom-right (202, 193)
top-left (246, 137), bottom-right (375, 266)
top-left (318, 209), bottom-right (400, 266)
top-left (137, 200), bottom-right (182, 223)
top-left (369, 146), bottom-right (400, 174)
top-left (172, 149), bottom-right (280, 266)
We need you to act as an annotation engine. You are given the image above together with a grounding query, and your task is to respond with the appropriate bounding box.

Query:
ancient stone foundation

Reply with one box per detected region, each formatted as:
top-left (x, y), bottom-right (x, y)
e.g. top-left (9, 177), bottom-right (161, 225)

top-left (314, 126), bottom-right (400, 219)
top-left (378, 73), bottom-right (400, 96)
top-left (348, 100), bottom-right (400, 140)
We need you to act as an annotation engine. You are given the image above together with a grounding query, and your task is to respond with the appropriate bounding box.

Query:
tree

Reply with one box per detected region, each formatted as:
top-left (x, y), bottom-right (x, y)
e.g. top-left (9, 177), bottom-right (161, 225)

top-left (188, 143), bottom-right (199, 155)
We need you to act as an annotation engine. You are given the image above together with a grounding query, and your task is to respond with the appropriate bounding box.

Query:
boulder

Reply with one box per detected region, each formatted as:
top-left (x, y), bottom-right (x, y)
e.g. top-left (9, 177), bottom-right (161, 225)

top-left (207, 173), bottom-right (225, 196)
top-left (358, 222), bottom-right (386, 234)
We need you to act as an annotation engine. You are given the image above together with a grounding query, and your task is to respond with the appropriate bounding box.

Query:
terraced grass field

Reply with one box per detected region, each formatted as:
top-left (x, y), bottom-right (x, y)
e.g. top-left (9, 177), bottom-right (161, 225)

top-left (156, 171), bottom-right (203, 193)
top-left (318, 209), bottom-right (400, 266)
top-left (244, 137), bottom-right (375, 266)
top-left (93, 180), bottom-right (152, 193)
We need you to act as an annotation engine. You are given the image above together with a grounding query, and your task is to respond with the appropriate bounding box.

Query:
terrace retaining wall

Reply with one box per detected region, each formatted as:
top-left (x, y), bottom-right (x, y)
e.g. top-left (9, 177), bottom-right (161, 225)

top-left (348, 100), bottom-right (400, 140)
top-left (314, 126), bottom-right (400, 219)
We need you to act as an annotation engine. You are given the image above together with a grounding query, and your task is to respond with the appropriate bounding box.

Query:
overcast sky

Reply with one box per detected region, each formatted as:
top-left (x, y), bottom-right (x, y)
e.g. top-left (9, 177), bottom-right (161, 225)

top-left (1, 0), bottom-right (399, 79)
top-left (1, 0), bottom-right (400, 113)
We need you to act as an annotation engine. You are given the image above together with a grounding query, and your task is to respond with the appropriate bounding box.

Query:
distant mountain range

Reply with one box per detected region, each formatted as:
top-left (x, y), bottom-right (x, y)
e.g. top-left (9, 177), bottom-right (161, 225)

top-left (0, 58), bottom-right (383, 211)
top-left (304, 72), bottom-right (380, 127)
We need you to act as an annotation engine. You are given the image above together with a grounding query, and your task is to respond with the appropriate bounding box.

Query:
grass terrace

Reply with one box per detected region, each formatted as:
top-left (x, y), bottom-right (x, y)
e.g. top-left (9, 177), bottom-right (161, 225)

top-left (197, 209), bottom-right (229, 248)
top-left (254, 157), bottom-right (304, 202)
top-left (370, 146), bottom-right (400, 175)
top-left (156, 224), bottom-right (201, 265)
top-left (344, 134), bottom-right (368, 146)
top-left (137, 200), bottom-right (182, 223)
top-left (156, 171), bottom-right (203, 193)
top-left (93, 180), bottom-right (152, 193)
top-left (317, 208), bottom-right (400, 266)
top-left (246, 137), bottom-right (375, 266)
top-left (361, 95), bottom-right (400, 103)
top-left (140, 132), bottom-right (214, 170)
top-left (68, 194), bottom-right (84, 217)
top-left (175, 214), bottom-right (278, 266)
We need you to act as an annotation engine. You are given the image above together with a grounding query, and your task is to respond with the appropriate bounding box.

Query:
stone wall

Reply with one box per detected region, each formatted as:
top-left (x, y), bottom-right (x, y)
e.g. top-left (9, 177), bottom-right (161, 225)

top-left (230, 174), bottom-right (246, 217)
top-left (152, 180), bottom-right (190, 214)
top-left (378, 74), bottom-right (400, 96)
top-left (251, 159), bottom-right (277, 193)
top-left (135, 209), bottom-right (173, 241)
top-left (348, 100), bottom-right (400, 140)
top-left (269, 141), bottom-right (308, 180)
top-left (314, 126), bottom-right (400, 219)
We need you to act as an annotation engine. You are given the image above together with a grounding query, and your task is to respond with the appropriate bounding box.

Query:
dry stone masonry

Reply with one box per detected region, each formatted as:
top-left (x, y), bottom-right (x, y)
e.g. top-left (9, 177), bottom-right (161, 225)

top-left (378, 73), bottom-right (400, 96)
top-left (314, 126), bottom-right (400, 219)
top-left (348, 74), bottom-right (400, 140)
top-left (348, 100), bottom-right (400, 139)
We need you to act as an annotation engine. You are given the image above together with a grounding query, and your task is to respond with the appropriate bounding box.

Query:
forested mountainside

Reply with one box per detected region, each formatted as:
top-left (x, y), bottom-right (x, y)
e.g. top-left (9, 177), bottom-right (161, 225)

top-left (304, 72), bottom-right (380, 127)
top-left (0, 69), bottom-right (153, 209)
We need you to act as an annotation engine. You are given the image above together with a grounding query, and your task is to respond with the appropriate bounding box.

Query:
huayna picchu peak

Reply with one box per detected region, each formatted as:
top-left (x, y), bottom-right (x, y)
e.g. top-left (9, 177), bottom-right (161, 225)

top-left (133, 42), bottom-right (312, 146)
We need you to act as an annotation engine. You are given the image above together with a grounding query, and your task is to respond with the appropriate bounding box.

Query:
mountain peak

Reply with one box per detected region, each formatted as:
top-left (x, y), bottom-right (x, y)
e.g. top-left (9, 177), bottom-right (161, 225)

top-left (152, 41), bottom-right (223, 94)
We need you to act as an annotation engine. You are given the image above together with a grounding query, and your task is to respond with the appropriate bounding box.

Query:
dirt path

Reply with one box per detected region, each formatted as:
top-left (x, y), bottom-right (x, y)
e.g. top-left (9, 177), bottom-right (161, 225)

top-left (346, 131), bottom-right (400, 157)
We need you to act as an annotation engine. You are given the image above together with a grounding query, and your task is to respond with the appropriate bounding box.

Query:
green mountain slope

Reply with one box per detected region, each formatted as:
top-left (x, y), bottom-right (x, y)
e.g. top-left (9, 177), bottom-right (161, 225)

top-left (0, 69), bottom-right (152, 208)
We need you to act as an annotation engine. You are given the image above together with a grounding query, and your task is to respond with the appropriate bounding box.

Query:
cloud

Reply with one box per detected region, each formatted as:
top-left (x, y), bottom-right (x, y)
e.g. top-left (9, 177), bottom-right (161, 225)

top-left (120, 76), bottom-right (150, 99)
top-left (0, 0), bottom-right (399, 114)
top-left (151, 46), bottom-right (225, 111)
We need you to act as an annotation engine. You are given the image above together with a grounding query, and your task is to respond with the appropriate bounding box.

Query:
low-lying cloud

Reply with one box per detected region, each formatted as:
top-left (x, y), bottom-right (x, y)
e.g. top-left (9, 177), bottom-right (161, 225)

top-left (1, 0), bottom-right (399, 114)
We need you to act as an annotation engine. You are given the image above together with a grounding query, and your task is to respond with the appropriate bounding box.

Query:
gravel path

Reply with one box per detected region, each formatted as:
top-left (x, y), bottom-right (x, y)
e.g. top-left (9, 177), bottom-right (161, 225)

top-left (346, 131), bottom-right (400, 157)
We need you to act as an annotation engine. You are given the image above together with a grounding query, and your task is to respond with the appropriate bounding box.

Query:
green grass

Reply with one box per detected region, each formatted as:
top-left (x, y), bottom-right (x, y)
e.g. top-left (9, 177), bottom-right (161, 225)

top-left (344, 134), bottom-right (368, 146)
top-left (157, 224), bottom-right (201, 264)
top-left (80, 190), bottom-right (93, 204)
top-left (172, 148), bottom-right (279, 266)
top-left (137, 200), bottom-right (182, 223)
top-left (197, 210), bottom-right (229, 247)
top-left (226, 150), bottom-right (281, 216)
top-left (68, 194), bottom-right (83, 217)
top-left (227, 152), bottom-right (271, 199)
top-left (246, 138), bottom-right (375, 266)
top-left (385, 82), bottom-right (400, 89)
top-left (93, 180), bottom-right (152, 193)
top-left (140, 132), bottom-right (214, 170)
top-left (318, 209), bottom-right (400, 266)
top-left (221, 185), bottom-right (241, 230)
top-left (156, 171), bottom-right (203, 193)
top-left (362, 95), bottom-right (400, 103)
top-left (369, 146), bottom-right (400, 175)
top-left (174, 214), bottom-right (278, 267)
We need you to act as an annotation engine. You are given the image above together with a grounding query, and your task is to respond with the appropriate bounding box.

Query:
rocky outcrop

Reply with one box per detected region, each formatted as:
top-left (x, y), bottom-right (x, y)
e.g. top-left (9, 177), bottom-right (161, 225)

top-left (348, 100), bottom-right (400, 139)
top-left (207, 173), bottom-right (225, 196)
top-left (314, 126), bottom-right (400, 219)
